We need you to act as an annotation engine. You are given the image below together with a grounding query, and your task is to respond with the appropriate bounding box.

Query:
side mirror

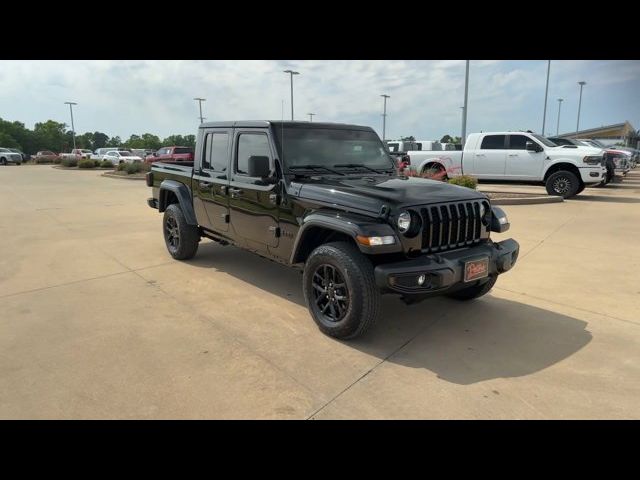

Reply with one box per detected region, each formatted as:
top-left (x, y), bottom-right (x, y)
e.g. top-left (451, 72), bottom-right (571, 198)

top-left (526, 141), bottom-right (541, 152)
top-left (248, 155), bottom-right (271, 178)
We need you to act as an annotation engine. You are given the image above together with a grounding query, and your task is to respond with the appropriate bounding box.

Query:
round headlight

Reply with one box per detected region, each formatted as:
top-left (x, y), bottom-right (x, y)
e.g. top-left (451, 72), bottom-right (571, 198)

top-left (397, 211), bottom-right (412, 233)
top-left (479, 203), bottom-right (486, 218)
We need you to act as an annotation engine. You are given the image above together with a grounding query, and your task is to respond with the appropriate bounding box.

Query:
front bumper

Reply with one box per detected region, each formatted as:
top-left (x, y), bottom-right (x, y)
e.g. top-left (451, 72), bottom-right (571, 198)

top-left (374, 238), bottom-right (519, 295)
top-left (579, 166), bottom-right (606, 184)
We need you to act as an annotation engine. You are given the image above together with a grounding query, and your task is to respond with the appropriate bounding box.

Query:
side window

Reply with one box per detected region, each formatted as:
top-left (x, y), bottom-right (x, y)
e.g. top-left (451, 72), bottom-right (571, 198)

top-left (201, 133), bottom-right (212, 170)
top-left (480, 135), bottom-right (506, 150)
top-left (210, 133), bottom-right (229, 172)
top-left (236, 133), bottom-right (271, 175)
top-left (508, 135), bottom-right (530, 150)
top-left (387, 143), bottom-right (399, 152)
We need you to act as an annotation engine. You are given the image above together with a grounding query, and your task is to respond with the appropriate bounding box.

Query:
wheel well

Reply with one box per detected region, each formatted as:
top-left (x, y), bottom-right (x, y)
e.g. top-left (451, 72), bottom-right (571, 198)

top-left (293, 227), bottom-right (355, 264)
top-left (420, 161), bottom-right (444, 173)
top-left (544, 163), bottom-right (582, 184)
top-left (159, 190), bottom-right (179, 212)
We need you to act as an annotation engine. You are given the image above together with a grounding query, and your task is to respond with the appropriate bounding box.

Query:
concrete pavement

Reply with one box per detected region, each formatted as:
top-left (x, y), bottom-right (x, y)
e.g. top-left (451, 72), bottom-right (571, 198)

top-left (1, 166), bottom-right (639, 419)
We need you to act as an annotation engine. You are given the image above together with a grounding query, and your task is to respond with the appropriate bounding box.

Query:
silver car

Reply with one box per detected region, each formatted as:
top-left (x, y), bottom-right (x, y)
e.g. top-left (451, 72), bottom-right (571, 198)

top-left (0, 147), bottom-right (23, 165)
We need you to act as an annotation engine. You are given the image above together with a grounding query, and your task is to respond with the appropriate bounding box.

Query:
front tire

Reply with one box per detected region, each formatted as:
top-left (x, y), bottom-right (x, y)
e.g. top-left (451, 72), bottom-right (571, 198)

top-left (0, 158), bottom-right (6, 166)
top-left (303, 241), bottom-right (380, 339)
top-left (545, 170), bottom-right (580, 198)
top-left (163, 204), bottom-right (200, 260)
top-left (447, 276), bottom-right (497, 301)
top-left (421, 163), bottom-right (448, 181)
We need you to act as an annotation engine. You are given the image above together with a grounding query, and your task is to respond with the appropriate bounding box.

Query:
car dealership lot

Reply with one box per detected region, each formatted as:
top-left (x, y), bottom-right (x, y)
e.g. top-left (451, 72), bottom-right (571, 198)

top-left (1, 166), bottom-right (639, 419)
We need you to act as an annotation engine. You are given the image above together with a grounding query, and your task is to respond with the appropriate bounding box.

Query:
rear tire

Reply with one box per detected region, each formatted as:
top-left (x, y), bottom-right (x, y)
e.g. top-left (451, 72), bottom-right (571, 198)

top-left (575, 183), bottom-right (586, 194)
top-left (163, 204), bottom-right (200, 260)
top-left (447, 276), bottom-right (497, 301)
top-left (0, 158), bottom-right (6, 166)
top-left (545, 170), bottom-right (580, 198)
top-left (303, 241), bottom-right (380, 339)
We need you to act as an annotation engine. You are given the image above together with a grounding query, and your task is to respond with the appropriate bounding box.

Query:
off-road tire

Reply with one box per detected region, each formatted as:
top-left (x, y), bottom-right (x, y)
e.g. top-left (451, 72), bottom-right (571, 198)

top-left (163, 203), bottom-right (200, 260)
top-left (575, 183), bottom-right (586, 194)
top-left (545, 170), bottom-right (580, 198)
top-left (447, 275), bottom-right (497, 301)
top-left (303, 241), bottom-right (380, 339)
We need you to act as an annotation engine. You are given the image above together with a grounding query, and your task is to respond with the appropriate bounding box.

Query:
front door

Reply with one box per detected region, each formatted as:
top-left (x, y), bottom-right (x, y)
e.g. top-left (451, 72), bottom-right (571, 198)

top-left (193, 128), bottom-right (231, 233)
top-left (504, 134), bottom-right (544, 180)
top-left (471, 134), bottom-right (507, 179)
top-left (228, 129), bottom-right (279, 253)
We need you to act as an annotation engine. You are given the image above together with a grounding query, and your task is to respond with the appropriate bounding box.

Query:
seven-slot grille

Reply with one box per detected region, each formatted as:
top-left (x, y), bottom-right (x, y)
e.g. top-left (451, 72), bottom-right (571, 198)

top-left (419, 200), bottom-right (488, 252)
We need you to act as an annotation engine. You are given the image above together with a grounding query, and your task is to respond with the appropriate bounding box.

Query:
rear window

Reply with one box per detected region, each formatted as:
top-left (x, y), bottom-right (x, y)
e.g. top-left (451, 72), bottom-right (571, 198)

top-left (175, 147), bottom-right (193, 155)
top-left (480, 135), bottom-right (506, 149)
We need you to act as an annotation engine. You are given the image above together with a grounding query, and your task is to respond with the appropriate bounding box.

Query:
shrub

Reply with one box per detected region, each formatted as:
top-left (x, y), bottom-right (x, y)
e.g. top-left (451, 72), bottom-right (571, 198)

top-left (78, 159), bottom-right (96, 169)
top-left (61, 158), bottom-right (78, 168)
top-left (94, 159), bottom-right (101, 167)
top-left (118, 161), bottom-right (151, 174)
top-left (100, 160), bottom-right (113, 168)
top-left (53, 157), bottom-right (62, 164)
top-left (448, 175), bottom-right (478, 190)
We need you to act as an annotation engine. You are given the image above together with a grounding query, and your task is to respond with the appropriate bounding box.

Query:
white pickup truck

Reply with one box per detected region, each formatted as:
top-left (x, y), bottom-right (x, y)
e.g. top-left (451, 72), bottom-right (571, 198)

top-left (407, 131), bottom-right (607, 198)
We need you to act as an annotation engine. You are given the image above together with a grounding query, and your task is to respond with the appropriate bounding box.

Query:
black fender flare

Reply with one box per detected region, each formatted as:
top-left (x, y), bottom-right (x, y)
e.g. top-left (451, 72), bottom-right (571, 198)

top-left (158, 179), bottom-right (197, 225)
top-left (289, 210), bottom-right (401, 264)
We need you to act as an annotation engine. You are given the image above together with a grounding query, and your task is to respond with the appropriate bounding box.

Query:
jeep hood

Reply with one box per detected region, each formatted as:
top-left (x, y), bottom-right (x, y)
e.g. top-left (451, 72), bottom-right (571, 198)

top-left (297, 175), bottom-right (487, 214)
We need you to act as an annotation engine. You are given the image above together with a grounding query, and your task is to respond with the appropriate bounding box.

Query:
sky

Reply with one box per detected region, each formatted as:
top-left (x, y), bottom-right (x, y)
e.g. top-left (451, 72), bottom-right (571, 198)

top-left (1, 60), bottom-right (639, 141)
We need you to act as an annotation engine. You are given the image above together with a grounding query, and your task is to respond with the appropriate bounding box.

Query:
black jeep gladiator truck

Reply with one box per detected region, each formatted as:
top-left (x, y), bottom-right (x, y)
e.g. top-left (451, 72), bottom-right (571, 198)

top-left (147, 121), bottom-right (519, 339)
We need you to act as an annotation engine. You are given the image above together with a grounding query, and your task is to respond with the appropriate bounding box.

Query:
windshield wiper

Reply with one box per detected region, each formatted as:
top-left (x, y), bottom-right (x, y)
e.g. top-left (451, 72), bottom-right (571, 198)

top-left (333, 163), bottom-right (393, 174)
top-left (287, 165), bottom-right (345, 176)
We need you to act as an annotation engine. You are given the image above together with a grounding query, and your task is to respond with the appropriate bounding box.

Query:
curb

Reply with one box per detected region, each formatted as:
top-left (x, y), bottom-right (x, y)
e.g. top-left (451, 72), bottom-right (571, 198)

top-left (101, 172), bottom-right (146, 181)
top-left (487, 194), bottom-right (564, 205)
top-left (52, 165), bottom-right (114, 171)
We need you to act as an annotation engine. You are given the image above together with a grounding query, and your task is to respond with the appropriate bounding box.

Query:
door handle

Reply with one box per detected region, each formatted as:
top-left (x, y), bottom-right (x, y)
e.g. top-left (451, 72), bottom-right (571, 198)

top-left (508, 154), bottom-right (518, 157)
top-left (476, 154), bottom-right (485, 157)
top-left (199, 181), bottom-right (212, 189)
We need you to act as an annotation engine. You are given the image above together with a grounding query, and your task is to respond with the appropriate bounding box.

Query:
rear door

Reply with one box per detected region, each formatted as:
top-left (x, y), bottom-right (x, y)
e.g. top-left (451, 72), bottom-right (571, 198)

top-left (192, 128), bottom-right (231, 233)
top-left (470, 134), bottom-right (507, 179)
top-left (504, 134), bottom-right (544, 180)
top-left (228, 129), bottom-right (279, 253)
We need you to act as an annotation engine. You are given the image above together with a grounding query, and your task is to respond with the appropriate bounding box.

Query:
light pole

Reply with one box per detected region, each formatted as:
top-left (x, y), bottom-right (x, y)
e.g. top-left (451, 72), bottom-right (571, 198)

top-left (64, 102), bottom-right (77, 151)
top-left (461, 60), bottom-right (470, 146)
top-left (381, 94), bottom-right (390, 141)
top-left (307, 113), bottom-right (315, 122)
top-left (542, 60), bottom-right (551, 135)
top-left (194, 97), bottom-right (206, 124)
top-left (283, 70), bottom-right (300, 120)
top-left (556, 98), bottom-right (563, 135)
top-left (576, 81), bottom-right (586, 134)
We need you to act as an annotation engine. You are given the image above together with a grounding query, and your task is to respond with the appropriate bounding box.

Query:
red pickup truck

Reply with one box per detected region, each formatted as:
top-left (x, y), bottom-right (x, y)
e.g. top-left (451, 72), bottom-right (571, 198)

top-left (145, 146), bottom-right (194, 164)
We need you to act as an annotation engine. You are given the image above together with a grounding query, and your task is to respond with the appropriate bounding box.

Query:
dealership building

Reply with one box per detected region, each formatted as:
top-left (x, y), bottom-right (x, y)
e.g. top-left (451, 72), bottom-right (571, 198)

top-left (557, 121), bottom-right (639, 148)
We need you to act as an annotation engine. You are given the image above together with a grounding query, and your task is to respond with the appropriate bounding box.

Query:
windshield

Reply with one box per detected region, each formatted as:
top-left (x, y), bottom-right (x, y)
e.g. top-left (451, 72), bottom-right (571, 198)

top-left (532, 134), bottom-right (558, 147)
top-left (273, 126), bottom-right (395, 172)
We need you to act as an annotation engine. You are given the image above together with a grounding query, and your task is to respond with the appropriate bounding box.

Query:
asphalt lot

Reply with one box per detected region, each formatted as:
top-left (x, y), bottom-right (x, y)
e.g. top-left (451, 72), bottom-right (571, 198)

top-left (1, 165), bottom-right (639, 419)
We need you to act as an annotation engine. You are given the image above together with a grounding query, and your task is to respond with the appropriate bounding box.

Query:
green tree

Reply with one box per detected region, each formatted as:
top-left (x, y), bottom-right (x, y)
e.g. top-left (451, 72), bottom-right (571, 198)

top-left (92, 132), bottom-right (109, 149)
top-left (400, 135), bottom-right (416, 141)
top-left (106, 136), bottom-right (122, 147)
top-left (440, 134), bottom-right (453, 143)
top-left (0, 131), bottom-right (20, 149)
top-left (141, 133), bottom-right (161, 150)
top-left (33, 120), bottom-right (68, 153)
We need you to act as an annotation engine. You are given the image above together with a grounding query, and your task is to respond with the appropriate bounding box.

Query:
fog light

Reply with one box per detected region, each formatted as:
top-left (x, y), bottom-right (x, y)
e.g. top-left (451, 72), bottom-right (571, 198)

top-left (417, 274), bottom-right (426, 286)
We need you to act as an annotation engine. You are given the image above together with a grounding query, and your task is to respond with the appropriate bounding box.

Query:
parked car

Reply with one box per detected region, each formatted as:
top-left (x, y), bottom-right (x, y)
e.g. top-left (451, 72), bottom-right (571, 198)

top-left (0, 147), bottom-right (23, 165)
top-left (131, 149), bottom-right (156, 159)
top-left (385, 140), bottom-right (420, 153)
top-left (73, 149), bottom-right (93, 159)
top-left (547, 136), bottom-right (624, 185)
top-left (415, 140), bottom-right (443, 151)
top-left (90, 147), bottom-right (130, 161)
top-left (33, 150), bottom-right (59, 163)
top-left (407, 131), bottom-right (606, 198)
top-left (145, 146), bottom-right (194, 164)
top-left (8, 148), bottom-right (30, 162)
top-left (102, 150), bottom-right (144, 165)
top-left (146, 120), bottom-right (519, 339)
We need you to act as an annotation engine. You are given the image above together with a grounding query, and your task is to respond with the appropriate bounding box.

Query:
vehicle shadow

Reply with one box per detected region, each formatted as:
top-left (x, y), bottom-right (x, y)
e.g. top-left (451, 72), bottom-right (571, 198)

top-left (186, 242), bottom-right (592, 385)
top-left (570, 194), bottom-right (640, 203)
